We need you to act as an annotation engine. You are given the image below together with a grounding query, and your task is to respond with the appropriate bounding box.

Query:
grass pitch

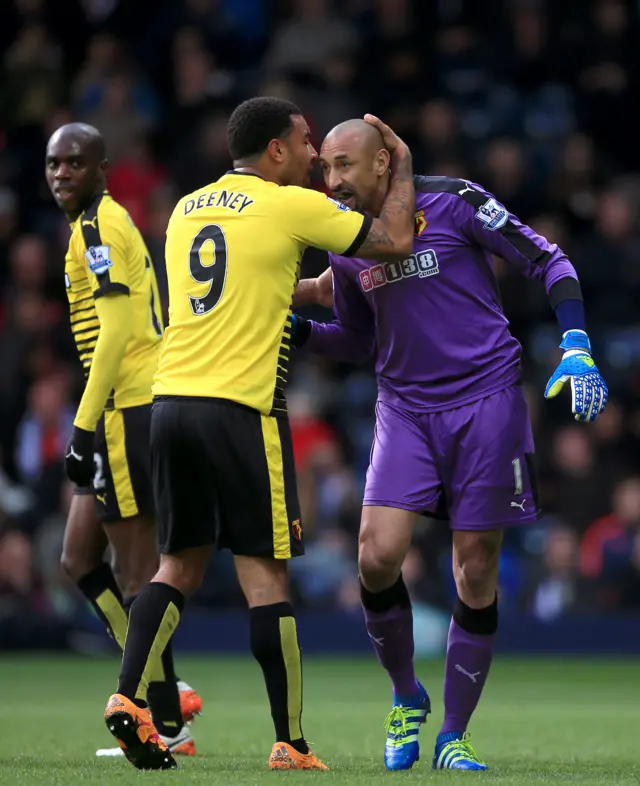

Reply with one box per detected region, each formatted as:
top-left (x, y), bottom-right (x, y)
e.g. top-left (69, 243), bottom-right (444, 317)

top-left (0, 655), bottom-right (637, 785)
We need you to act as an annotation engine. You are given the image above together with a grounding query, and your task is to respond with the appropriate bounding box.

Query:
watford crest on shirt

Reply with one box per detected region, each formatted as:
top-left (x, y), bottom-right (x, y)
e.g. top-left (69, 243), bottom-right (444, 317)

top-left (414, 210), bottom-right (427, 236)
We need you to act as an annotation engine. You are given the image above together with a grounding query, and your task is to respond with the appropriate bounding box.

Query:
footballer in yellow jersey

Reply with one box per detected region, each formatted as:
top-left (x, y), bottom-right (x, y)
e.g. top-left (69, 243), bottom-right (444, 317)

top-left (64, 191), bottom-right (163, 524)
top-left (105, 98), bottom-right (415, 771)
top-left (65, 191), bottom-right (163, 420)
top-left (155, 171), bottom-right (369, 415)
top-left (46, 123), bottom-right (201, 758)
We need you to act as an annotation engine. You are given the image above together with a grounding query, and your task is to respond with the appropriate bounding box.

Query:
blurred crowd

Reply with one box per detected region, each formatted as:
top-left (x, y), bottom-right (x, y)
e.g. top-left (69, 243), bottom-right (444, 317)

top-left (1, 0), bottom-right (639, 648)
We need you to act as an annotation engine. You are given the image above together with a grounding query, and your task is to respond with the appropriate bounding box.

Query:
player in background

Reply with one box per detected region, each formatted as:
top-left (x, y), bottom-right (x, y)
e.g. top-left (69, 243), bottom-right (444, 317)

top-left (293, 119), bottom-right (608, 771)
top-left (102, 97), bottom-right (416, 771)
top-left (45, 124), bottom-right (202, 758)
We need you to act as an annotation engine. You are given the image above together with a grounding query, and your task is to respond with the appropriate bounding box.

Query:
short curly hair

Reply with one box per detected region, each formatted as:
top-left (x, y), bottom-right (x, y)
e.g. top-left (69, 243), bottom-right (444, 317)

top-left (227, 97), bottom-right (302, 161)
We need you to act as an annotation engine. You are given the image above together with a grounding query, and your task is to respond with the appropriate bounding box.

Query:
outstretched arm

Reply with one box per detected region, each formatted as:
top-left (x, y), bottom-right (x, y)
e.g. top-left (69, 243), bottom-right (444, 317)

top-left (293, 264), bottom-right (375, 364)
top-left (293, 268), bottom-right (334, 309)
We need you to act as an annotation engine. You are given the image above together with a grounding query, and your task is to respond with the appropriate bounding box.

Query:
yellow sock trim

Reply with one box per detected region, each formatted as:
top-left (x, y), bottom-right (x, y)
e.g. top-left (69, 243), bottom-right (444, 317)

top-left (279, 616), bottom-right (303, 741)
top-left (95, 589), bottom-right (128, 650)
top-left (148, 652), bottom-right (165, 684)
top-left (135, 602), bottom-right (181, 701)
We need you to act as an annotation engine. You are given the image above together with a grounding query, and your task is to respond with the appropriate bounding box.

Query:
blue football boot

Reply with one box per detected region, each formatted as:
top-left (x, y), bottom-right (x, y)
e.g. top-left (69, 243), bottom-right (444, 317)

top-left (383, 681), bottom-right (431, 770)
top-left (432, 731), bottom-right (488, 770)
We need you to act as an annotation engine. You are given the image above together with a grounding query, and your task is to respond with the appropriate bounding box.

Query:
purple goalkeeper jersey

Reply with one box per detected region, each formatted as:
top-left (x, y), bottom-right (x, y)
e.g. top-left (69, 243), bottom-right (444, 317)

top-left (306, 176), bottom-right (579, 412)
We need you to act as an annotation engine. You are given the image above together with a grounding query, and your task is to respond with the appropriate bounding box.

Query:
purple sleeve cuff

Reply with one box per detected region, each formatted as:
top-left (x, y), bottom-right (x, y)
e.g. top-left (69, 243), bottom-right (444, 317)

top-left (541, 249), bottom-right (580, 295)
top-left (306, 320), bottom-right (375, 364)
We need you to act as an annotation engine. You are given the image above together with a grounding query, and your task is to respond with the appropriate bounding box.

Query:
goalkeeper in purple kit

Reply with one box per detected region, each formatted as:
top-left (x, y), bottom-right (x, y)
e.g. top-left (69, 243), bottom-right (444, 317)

top-left (293, 119), bottom-right (607, 771)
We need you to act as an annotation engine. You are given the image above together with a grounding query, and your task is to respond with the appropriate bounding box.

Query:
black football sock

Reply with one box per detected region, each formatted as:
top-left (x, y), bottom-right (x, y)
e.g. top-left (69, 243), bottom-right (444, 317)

top-left (76, 563), bottom-right (128, 649)
top-left (123, 595), bottom-right (183, 736)
top-left (250, 602), bottom-right (308, 755)
top-left (118, 583), bottom-right (184, 711)
top-left (147, 640), bottom-right (183, 737)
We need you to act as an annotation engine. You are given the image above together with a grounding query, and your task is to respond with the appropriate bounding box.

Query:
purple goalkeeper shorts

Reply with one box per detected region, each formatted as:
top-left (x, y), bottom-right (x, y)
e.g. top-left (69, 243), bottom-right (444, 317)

top-left (364, 385), bottom-right (540, 529)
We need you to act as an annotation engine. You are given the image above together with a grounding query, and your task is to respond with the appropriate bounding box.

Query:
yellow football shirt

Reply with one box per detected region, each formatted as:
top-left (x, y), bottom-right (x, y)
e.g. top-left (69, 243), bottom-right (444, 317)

top-left (65, 191), bottom-right (164, 410)
top-left (154, 171), bottom-right (368, 414)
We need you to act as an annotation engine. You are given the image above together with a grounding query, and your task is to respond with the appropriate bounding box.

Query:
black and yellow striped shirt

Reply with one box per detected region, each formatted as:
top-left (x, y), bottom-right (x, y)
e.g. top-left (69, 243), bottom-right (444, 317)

top-left (65, 191), bottom-right (163, 413)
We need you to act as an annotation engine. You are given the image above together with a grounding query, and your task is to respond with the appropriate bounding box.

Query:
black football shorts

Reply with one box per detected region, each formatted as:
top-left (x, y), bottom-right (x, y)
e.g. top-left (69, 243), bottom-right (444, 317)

top-left (151, 396), bottom-right (303, 559)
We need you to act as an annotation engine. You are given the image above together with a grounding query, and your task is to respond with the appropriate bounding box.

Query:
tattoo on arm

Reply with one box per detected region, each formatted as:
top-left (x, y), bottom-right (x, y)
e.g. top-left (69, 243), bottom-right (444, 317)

top-left (356, 221), bottom-right (394, 258)
top-left (359, 153), bottom-right (414, 259)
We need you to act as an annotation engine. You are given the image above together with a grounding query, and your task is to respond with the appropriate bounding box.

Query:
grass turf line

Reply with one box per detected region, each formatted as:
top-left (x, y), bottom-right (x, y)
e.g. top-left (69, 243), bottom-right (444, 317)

top-left (0, 655), bottom-right (638, 785)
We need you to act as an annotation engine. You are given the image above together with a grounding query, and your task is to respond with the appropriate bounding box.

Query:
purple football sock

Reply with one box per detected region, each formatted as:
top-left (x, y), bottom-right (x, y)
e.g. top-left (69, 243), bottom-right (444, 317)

top-left (362, 604), bottom-right (420, 698)
top-left (440, 617), bottom-right (495, 735)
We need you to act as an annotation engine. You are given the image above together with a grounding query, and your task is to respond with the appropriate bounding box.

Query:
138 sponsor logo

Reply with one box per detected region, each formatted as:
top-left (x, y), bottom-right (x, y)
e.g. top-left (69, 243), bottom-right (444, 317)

top-left (359, 250), bottom-right (439, 292)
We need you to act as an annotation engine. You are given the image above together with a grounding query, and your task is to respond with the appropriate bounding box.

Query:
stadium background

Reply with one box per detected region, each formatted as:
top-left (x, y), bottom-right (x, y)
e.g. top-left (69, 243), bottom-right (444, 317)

top-left (0, 0), bottom-right (639, 658)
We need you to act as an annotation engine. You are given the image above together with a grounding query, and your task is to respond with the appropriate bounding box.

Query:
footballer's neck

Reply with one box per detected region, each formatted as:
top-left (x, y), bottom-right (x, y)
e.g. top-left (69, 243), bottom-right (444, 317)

top-left (66, 185), bottom-right (105, 222)
top-left (233, 159), bottom-right (283, 186)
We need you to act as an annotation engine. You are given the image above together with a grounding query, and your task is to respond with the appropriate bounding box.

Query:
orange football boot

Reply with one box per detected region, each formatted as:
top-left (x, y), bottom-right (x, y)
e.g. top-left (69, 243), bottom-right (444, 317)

top-left (177, 680), bottom-right (203, 723)
top-left (268, 742), bottom-right (329, 771)
top-left (104, 693), bottom-right (177, 770)
top-left (96, 723), bottom-right (195, 758)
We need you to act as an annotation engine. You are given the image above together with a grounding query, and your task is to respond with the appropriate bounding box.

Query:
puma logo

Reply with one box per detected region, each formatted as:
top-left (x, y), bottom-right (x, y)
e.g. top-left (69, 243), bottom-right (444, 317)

top-left (455, 664), bottom-right (480, 683)
top-left (368, 633), bottom-right (384, 647)
top-left (458, 182), bottom-right (475, 196)
top-left (82, 215), bottom-right (99, 229)
top-left (510, 499), bottom-right (526, 512)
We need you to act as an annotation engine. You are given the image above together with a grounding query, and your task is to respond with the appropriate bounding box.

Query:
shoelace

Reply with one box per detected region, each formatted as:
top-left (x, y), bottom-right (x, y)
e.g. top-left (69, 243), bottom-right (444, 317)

top-left (441, 732), bottom-right (483, 764)
top-left (383, 706), bottom-right (411, 738)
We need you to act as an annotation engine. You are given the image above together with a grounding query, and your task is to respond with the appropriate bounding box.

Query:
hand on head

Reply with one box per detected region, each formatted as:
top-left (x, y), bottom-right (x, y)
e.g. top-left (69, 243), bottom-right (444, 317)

top-left (363, 114), bottom-right (409, 159)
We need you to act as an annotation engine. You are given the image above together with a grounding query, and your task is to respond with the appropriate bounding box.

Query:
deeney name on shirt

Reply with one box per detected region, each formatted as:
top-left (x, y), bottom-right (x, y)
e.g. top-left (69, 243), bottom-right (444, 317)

top-left (183, 190), bottom-right (254, 215)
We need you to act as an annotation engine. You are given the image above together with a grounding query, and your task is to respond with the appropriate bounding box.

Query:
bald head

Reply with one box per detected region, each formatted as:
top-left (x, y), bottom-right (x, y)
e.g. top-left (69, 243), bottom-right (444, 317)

top-left (47, 123), bottom-right (106, 162)
top-left (324, 118), bottom-right (385, 157)
top-left (319, 118), bottom-right (391, 215)
top-left (45, 123), bottom-right (108, 219)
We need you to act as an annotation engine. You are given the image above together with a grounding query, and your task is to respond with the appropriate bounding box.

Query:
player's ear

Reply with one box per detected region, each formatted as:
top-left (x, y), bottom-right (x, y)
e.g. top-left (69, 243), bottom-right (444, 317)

top-left (267, 138), bottom-right (286, 163)
top-left (374, 148), bottom-right (391, 176)
top-left (99, 159), bottom-right (109, 176)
